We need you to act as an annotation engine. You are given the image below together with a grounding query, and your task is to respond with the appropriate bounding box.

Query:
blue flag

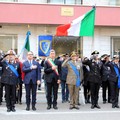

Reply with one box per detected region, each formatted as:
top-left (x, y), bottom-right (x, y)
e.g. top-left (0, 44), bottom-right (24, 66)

top-left (38, 35), bottom-right (53, 56)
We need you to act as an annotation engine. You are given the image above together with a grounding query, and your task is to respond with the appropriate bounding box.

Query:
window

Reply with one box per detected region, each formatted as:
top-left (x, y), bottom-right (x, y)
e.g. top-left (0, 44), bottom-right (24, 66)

top-left (111, 37), bottom-right (120, 57)
top-left (109, 0), bottom-right (120, 6)
top-left (0, 0), bottom-right (17, 2)
top-left (48, 0), bottom-right (64, 4)
top-left (66, 0), bottom-right (82, 4)
top-left (0, 35), bottom-right (18, 54)
top-left (47, 0), bottom-right (82, 4)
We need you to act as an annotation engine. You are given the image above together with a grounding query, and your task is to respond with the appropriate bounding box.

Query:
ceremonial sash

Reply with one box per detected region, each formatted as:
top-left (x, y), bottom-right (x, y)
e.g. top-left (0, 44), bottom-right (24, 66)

top-left (114, 65), bottom-right (120, 88)
top-left (47, 58), bottom-right (59, 76)
top-left (5, 61), bottom-right (19, 78)
top-left (68, 61), bottom-right (81, 87)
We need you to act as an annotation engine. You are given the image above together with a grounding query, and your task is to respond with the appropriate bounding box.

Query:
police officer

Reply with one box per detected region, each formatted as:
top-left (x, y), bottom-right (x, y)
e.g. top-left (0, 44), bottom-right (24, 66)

top-left (82, 57), bottom-right (91, 104)
top-left (106, 55), bottom-right (120, 108)
top-left (0, 50), bottom-right (4, 105)
top-left (83, 51), bottom-right (102, 109)
top-left (101, 54), bottom-right (111, 104)
top-left (0, 50), bottom-right (21, 112)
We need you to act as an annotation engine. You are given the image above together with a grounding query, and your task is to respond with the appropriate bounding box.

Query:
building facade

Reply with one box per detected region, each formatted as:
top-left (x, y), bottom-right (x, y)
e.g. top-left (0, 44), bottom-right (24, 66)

top-left (0, 0), bottom-right (120, 58)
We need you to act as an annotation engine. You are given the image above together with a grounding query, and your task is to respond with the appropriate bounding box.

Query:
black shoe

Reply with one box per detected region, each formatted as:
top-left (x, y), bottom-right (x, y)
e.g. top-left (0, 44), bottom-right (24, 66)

top-left (74, 106), bottom-right (79, 110)
top-left (66, 100), bottom-right (70, 103)
top-left (53, 105), bottom-right (58, 110)
top-left (18, 101), bottom-right (22, 105)
top-left (19, 102), bottom-right (22, 105)
top-left (95, 104), bottom-right (101, 109)
top-left (38, 88), bottom-right (41, 90)
top-left (91, 105), bottom-right (95, 109)
top-left (47, 105), bottom-right (51, 110)
top-left (26, 106), bottom-right (30, 111)
top-left (108, 100), bottom-right (112, 103)
top-left (87, 100), bottom-right (91, 104)
top-left (69, 106), bottom-right (74, 110)
top-left (78, 103), bottom-right (81, 106)
top-left (103, 101), bottom-right (106, 104)
top-left (0, 102), bottom-right (2, 105)
top-left (112, 105), bottom-right (116, 108)
top-left (116, 105), bottom-right (120, 108)
top-left (85, 99), bottom-right (88, 104)
top-left (11, 108), bottom-right (16, 112)
top-left (32, 106), bottom-right (36, 111)
top-left (62, 100), bottom-right (66, 103)
top-left (7, 108), bottom-right (11, 112)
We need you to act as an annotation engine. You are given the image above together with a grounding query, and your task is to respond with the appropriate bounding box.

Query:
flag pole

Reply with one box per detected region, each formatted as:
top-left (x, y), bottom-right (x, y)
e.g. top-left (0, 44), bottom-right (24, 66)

top-left (91, 36), bottom-right (94, 53)
top-left (91, 5), bottom-right (96, 54)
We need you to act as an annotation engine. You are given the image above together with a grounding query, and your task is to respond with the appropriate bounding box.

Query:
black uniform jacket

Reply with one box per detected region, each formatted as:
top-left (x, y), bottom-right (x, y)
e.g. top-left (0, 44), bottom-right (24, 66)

top-left (44, 58), bottom-right (61, 83)
top-left (83, 59), bottom-right (102, 84)
top-left (0, 60), bottom-right (21, 85)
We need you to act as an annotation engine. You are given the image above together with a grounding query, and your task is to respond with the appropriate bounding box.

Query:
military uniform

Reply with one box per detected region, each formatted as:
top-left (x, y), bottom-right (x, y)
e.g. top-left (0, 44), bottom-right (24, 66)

top-left (0, 66), bottom-right (3, 105)
top-left (106, 56), bottom-right (120, 108)
top-left (101, 54), bottom-right (111, 103)
top-left (0, 50), bottom-right (4, 105)
top-left (0, 50), bottom-right (21, 112)
top-left (62, 52), bottom-right (83, 109)
top-left (83, 51), bottom-right (102, 109)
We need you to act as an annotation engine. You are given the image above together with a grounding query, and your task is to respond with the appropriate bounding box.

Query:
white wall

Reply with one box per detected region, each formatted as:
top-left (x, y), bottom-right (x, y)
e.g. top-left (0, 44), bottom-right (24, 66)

top-left (1, 24), bottom-right (120, 58)
top-left (83, 27), bottom-right (120, 58)
top-left (0, 24), bottom-right (55, 56)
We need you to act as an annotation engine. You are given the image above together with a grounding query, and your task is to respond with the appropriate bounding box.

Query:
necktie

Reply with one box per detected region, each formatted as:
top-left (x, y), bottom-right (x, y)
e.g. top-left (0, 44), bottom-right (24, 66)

top-left (30, 60), bottom-right (32, 66)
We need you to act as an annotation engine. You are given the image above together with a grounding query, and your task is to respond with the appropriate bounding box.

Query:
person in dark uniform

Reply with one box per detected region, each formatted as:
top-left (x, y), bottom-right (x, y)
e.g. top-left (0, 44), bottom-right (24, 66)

top-left (82, 57), bottom-right (91, 104)
top-left (22, 51), bottom-right (41, 111)
top-left (101, 54), bottom-right (111, 104)
top-left (0, 50), bottom-right (4, 105)
top-left (83, 51), bottom-right (102, 109)
top-left (0, 50), bottom-right (21, 112)
top-left (106, 55), bottom-right (120, 108)
top-left (44, 49), bottom-right (61, 110)
top-left (60, 54), bottom-right (69, 103)
top-left (0, 66), bottom-right (2, 105)
top-left (15, 56), bottom-right (23, 104)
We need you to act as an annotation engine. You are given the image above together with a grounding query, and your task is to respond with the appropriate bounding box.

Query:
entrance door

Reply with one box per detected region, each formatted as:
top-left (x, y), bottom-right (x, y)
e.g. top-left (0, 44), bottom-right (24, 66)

top-left (52, 36), bottom-right (82, 56)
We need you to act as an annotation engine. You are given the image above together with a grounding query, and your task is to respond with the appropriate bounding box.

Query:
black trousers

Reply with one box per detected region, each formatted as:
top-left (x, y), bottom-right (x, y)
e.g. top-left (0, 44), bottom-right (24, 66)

top-left (83, 82), bottom-right (90, 101)
top-left (61, 80), bottom-right (69, 101)
top-left (16, 84), bottom-right (22, 103)
top-left (90, 82), bottom-right (100, 105)
top-left (25, 81), bottom-right (37, 106)
top-left (0, 83), bottom-right (5, 102)
top-left (5, 84), bottom-right (16, 109)
top-left (102, 80), bottom-right (111, 102)
top-left (46, 79), bottom-right (59, 106)
top-left (109, 81), bottom-right (119, 106)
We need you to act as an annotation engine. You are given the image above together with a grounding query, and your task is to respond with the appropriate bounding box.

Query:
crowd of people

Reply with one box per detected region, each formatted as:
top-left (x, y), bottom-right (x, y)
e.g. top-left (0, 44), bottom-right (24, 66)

top-left (0, 49), bottom-right (120, 112)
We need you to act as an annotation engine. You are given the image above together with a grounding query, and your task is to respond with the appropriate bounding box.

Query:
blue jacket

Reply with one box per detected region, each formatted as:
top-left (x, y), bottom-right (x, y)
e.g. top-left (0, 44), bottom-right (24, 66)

top-left (22, 60), bottom-right (41, 84)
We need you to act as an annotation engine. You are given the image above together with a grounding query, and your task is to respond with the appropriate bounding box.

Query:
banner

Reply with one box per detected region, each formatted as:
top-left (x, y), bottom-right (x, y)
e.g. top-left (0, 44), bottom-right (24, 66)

top-left (38, 35), bottom-right (53, 56)
top-left (19, 31), bottom-right (31, 62)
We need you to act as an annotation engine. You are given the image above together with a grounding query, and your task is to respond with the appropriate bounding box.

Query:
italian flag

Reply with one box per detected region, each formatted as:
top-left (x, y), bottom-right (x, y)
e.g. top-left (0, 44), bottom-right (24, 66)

top-left (19, 31), bottom-right (30, 62)
top-left (56, 8), bottom-right (95, 37)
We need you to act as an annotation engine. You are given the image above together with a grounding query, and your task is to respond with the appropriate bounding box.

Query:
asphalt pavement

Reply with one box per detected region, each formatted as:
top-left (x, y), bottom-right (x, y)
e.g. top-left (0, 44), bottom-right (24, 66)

top-left (0, 87), bottom-right (120, 120)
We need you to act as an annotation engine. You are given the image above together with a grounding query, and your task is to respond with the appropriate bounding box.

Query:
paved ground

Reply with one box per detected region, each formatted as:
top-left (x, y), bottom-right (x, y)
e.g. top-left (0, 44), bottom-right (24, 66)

top-left (0, 87), bottom-right (120, 120)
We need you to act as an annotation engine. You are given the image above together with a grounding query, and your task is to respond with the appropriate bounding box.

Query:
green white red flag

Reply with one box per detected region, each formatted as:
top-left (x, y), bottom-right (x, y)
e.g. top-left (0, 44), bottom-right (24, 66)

top-left (56, 7), bottom-right (95, 37)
